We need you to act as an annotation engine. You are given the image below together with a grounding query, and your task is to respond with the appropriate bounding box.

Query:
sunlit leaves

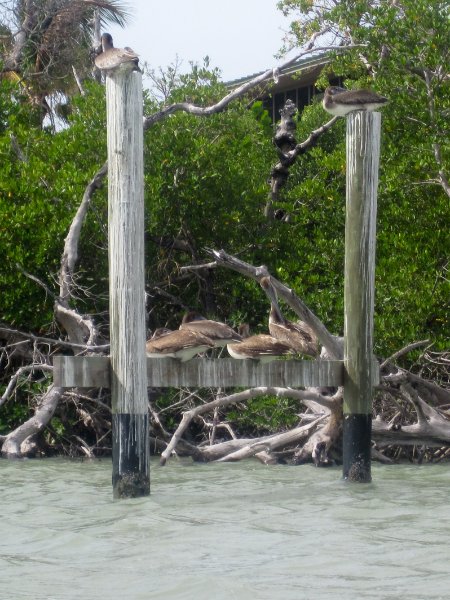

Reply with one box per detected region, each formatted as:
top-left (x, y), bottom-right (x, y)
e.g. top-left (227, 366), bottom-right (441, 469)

top-left (275, 0), bottom-right (449, 355)
top-left (0, 79), bottom-right (108, 328)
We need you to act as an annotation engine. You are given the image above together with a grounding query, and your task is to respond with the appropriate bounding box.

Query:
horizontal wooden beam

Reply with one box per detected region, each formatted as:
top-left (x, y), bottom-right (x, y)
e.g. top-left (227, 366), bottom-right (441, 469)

top-left (52, 356), bottom-right (375, 389)
top-left (54, 356), bottom-right (110, 388)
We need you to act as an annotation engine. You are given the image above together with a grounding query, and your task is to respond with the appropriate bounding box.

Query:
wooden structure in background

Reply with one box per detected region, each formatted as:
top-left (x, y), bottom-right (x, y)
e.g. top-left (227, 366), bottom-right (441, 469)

top-left (226, 53), bottom-right (343, 122)
top-left (53, 71), bottom-right (382, 493)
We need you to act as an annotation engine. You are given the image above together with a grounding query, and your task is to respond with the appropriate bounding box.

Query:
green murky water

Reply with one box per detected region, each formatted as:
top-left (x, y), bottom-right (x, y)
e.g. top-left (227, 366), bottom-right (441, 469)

top-left (1, 458), bottom-right (449, 599)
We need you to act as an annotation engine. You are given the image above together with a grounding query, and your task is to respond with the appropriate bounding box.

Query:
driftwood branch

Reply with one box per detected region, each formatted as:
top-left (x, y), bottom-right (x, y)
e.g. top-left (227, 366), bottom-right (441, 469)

top-left (0, 364), bottom-right (53, 408)
top-left (380, 339), bottom-right (430, 370)
top-left (206, 249), bottom-right (343, 359)
top-left (59, 162), bottom-right (108, 303)
top-left (160, 386), bottom-right (336, 465)
top-left (292, 392), bottom-right (343, 465)
top-left (54, 304), bottom-right (99, 347)
top-left (1, 385), bottom-right (63, 457)
top-left (210, 417), bottom-right (327, 462)
top-left (54, 163), bottom-right (108, 345)
top-left (383, 368), bottom-right (450, 406)
top-left (373, 393), bottom-right (450, 447)
top-left (0, 326), bottom-right (109, 353)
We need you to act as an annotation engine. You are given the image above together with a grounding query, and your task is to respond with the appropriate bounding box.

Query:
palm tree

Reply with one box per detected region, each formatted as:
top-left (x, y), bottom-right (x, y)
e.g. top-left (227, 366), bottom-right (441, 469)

top-left (1, 0), bottom-right (130, 121)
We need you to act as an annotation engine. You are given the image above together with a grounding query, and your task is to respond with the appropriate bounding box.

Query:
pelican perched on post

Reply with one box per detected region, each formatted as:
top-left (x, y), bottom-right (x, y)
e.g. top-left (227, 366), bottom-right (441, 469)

top-left (94, 32), bottom-right (140, 73)
top-left (260, 277), bottom-right (318, 357)
top-left (146, 328), bottom-right (214, 362)
top-left (179, 311), bottom-right (242, 347)
top-left (322, 86), bottom-right (388, 117)
top-left (227, 324), bottom-right (295, 364)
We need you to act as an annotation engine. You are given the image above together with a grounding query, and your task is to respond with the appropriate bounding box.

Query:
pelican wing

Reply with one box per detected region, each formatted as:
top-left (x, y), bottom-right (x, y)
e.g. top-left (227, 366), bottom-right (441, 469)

top-left (228, 334), bottom-right (294, 359)
top-left (95, 47), bottom-right (139, 71)
top-left (180, 319), bottom-right (242, 344)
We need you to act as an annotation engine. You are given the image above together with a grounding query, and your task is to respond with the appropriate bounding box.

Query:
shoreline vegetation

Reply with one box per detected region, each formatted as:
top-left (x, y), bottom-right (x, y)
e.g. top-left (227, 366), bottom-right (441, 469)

top-left (1, 254), bottom-right (448, 464)
top-left (1, 1), bottom-right (448, 463)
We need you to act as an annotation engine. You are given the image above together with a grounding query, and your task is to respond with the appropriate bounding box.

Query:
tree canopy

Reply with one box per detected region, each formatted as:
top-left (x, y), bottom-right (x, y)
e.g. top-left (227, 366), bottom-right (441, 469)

top-left (0, 0), bottom-right (129, 122)
top-left (0, 0), bottom-right (448, 456)
top-left (0, 0), bottom-right (448, 351)
top-left (275, 0), bottom-right (449, 353)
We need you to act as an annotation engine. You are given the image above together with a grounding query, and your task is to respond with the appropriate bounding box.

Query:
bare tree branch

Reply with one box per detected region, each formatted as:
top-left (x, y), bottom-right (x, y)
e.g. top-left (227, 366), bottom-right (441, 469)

top-left (1, 385), bottom-right (63, 457)
top-left (0, 364), bottom-right (52, 408)
top-left (53, 162), bottom-right (108, 346)
top-left (0, 326), bottom-right (109, 353)
top-left (423, 68), bottom-right (450, 198)
top-left (72, 65), bottom-right (86, 96)
top-left (206, 249), bottom-right (343, 358)
top-left (266, 97), bottom-right (339, 217)
top-left (60, 162), bottom-right (107, 303)
top-left (383, 368), bottom-right (450, 406)
top-left (212, 417), bottom-right (326, 462)
top-left (160, 386), bottom-right (335, 465)
top-left (380, 339), bottom-right (431, 370)
top-left (143, 45), bottom-right (364, 129)
top-left (16, 263), bottom-right (56, 300)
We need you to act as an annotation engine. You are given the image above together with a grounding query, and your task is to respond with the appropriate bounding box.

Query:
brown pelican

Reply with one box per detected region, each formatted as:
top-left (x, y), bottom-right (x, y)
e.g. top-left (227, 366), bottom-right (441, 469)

top-left (180, 311), bottom-right (242, 347)
top-left (260, 277), bottom-right (318, 357)
top-left (227, 324), bottom-right (295, 364)
top-left (94, 33), bottom-right (140, 73)
top-left (322, 86), bottom-right (388, 117)
top-left (146, 328), bottom-right (214, 362)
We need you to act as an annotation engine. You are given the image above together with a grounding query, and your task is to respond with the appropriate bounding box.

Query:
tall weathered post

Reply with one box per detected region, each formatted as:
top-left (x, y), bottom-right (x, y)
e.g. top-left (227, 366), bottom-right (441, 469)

top-left (343, 111), bottom-right (381, 482)
top-left (106, 68), bottom-right (149, 498)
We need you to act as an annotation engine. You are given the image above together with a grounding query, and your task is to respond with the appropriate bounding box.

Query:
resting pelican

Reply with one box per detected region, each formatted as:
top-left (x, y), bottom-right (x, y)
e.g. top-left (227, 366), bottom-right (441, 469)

top-left (322, 86), bottom-right (388, 117)
top-left (227, 324), bottom-right (295, 364)
top-left (260, 277), bottom-right (318, 357)
top-left (180, 311), bottom-right (242, 347)
top-left (94, 32), bottom-right (140, 73)
top-left (146, 328), bottom-right (214, 362)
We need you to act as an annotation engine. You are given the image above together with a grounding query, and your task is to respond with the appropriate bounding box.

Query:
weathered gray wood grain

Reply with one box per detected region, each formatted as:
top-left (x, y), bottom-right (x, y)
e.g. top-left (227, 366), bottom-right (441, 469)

top-left (106, 69), bottom-right (147, 416)
top-left (344, 111), bottom-right (381, 415)
top-left (53, 356), bottom-right (354, 388)
top-left (53, 356), bottom-right (111, 387)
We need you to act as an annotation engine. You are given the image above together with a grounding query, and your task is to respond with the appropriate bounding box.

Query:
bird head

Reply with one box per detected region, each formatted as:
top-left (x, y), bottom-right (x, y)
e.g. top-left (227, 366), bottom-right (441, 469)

top-left (101, 33), bottom-right (114, 51)
top-left (325, 86), bottom-right (347, 97)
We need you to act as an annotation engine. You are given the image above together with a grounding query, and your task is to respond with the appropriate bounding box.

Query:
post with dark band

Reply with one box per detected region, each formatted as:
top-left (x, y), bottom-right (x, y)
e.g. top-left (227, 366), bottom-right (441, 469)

top-left (105, 62), bottom-right (149, 498)
top-left (343, 111), bottom-right (381, 482)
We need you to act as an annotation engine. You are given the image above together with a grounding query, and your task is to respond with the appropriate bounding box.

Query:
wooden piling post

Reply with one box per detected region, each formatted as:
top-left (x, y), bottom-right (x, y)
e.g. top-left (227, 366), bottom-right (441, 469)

top-left (343, 111), bottom-right (381, 482)
top-left (106, 68), bottom-right (149, 498)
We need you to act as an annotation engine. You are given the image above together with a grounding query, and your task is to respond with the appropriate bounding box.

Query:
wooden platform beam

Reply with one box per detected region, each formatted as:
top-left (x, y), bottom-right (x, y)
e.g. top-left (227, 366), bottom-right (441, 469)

top-left (53, 356), bottom-right (379, 389)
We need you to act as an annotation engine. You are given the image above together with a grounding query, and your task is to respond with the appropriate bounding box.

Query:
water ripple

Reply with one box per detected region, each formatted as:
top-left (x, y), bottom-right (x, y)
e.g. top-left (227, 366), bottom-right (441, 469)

top-left (1, 458), bottom-right (450, 599)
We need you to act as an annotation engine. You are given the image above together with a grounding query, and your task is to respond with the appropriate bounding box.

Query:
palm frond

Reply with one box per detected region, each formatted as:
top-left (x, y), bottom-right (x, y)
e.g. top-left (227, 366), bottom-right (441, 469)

top-left (86, 0), bottom-right (132, 28)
